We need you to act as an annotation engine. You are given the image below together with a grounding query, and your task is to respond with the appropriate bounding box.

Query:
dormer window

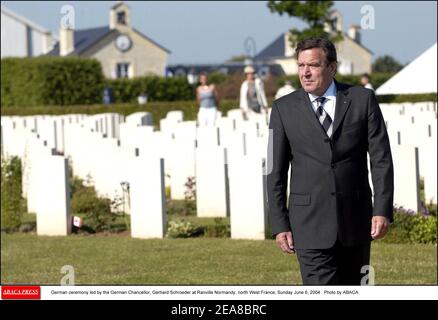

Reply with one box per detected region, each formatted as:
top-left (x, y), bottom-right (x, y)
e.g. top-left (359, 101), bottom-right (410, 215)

top-left (117, 11), bottom-right (126, 25)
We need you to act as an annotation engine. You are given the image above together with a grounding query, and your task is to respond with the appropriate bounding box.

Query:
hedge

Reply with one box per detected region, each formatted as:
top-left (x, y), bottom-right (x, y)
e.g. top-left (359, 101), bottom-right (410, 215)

top-left (1, 57), bottom-right (195, 107)
top-left (375, 93), bottom-right (437, 103)
top-left (105, 76), bottom-right (194, 103)
top-left (1, 57), bottom-right (104, 107)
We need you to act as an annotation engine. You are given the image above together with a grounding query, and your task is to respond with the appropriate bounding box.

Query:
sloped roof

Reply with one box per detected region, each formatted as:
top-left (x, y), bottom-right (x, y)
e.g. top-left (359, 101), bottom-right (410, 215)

top-left (111, 2), bottom-right (128, 10)
top-left (47, 26), bottom-right (111, 56)
top-left (1, 5), bottom-right (51, 34)
top-left (376, 43), bottom-right (437, 95)
top-left (255, 33), bottom-right (285, 60)
top-left (47, 26), bottom-right (171, 56)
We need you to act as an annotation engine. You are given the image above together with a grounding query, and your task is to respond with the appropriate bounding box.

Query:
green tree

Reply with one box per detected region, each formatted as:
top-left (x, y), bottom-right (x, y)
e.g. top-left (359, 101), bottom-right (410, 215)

top-left (226, 55), bottom-right (249, 62)
top-left (267, 1), bottom-right (343, 48)
top-left (372, 55), bottom-right (403, 73)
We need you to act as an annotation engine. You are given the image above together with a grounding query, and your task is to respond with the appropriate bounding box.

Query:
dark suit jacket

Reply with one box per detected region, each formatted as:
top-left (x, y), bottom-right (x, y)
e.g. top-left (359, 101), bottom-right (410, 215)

top-left (267, 81), bottom-right (394, 249)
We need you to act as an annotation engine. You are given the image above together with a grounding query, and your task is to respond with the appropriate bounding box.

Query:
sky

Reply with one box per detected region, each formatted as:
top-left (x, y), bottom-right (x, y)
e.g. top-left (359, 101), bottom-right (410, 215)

top-left (2, 1), bottom-right (437, 65)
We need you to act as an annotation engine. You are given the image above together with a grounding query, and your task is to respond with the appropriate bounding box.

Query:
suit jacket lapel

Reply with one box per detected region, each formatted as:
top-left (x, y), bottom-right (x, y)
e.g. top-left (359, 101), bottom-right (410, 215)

top-left (332, 81), bottom-right (352, 137)
top-left (296, 88), bottom-right (328, 136)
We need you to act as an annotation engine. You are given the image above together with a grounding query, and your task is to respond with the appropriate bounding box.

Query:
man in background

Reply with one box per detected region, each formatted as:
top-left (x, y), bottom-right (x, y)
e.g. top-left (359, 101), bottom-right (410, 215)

top-left (360, 73), bottom-right (374, 91)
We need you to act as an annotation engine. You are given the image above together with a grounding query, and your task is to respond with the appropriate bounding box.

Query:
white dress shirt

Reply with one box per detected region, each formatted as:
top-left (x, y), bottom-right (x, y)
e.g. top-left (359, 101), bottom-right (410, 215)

top-left (308, 80), bottom-right (337, 136)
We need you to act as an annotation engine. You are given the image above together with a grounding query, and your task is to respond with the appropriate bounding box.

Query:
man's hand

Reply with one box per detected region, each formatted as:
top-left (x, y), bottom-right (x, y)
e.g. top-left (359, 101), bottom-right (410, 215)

top-left (275, 231), bottom-right (295, 254)
top-left (371, 216), bottom-right (390, 240)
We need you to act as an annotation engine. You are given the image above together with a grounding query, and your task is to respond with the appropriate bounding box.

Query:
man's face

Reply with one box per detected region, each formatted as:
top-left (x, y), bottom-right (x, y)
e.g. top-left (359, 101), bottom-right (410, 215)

top-left (298, 48), bottom-right (336, 96)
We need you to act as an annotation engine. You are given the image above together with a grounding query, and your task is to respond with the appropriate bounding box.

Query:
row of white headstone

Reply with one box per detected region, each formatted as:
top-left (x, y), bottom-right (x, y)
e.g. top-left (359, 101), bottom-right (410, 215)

top-left (379, 101), bottom-right (437, 212)
top-left (1, 101), bottom-right (436, 239)
top-left (1, 109), bottom-right (271, 240)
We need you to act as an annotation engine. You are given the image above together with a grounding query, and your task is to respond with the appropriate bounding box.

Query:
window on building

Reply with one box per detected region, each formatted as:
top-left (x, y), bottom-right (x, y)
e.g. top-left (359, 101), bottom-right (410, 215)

top-left (338, 60), bottom-right (352, 75)
top-left (117, 11), bottom-right (126, 25)
top-left (116, 63), bottom-right (130, 78)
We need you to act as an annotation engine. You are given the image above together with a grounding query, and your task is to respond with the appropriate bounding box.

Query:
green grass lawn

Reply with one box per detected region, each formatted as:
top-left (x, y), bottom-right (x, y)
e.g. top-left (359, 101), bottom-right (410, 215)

top-left (1, 232), bottom-right (436, 285)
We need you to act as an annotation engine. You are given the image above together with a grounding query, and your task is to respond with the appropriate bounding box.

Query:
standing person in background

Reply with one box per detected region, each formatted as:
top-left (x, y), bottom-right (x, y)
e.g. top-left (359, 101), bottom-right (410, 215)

top-left (360, 73), bottom-right (374, 91)
top-left (138, 92), bottom-right (148, 105)
top-left (275, 80), bottom-right (296, 100)
top-left (197, 72), bottom-right (219, 126)
top-left (240, 66), bottom-right (268, 120)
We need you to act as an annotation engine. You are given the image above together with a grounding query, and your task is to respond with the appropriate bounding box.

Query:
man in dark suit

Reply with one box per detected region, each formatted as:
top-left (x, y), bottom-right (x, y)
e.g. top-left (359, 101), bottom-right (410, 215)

top-left (267, 37), bottom-right (394, 285)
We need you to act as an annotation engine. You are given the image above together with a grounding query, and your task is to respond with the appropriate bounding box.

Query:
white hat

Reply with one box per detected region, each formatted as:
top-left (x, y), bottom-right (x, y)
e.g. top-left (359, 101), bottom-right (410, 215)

top-left (244, 65), bottom-right (256, 74)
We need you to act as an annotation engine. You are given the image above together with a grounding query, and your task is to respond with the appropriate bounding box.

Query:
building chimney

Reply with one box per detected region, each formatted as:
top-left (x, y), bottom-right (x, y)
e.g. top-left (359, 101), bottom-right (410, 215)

top-left (348, 25), bottom-right (361, 44)
top-left (59, 27), bottom-right (74, 56)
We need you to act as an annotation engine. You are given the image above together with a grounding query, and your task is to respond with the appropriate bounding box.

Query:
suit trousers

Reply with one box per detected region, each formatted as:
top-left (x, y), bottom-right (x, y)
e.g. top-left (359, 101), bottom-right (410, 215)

top-left (295, 237), bottom-right (371, 285)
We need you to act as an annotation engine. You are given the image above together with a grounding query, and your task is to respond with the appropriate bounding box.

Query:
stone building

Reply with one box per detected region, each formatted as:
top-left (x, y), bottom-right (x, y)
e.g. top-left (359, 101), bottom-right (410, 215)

top-left (48, 2), bottom-right (170, 78)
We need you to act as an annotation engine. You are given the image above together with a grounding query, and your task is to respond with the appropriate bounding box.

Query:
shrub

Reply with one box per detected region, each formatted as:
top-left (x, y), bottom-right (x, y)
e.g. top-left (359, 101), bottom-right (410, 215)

top-left (214, 73), bottom-right (246, 100)
top-left (166, 220), bottom-right (203, 238)
top-left (409, 215), bottom-right (437, 244)
top-left (1, 156), bottom-right (25, 232)
top-left (208, 71), bottom-right (228, 85)
top-left (377, 93), bottom-right (437, 103)
top-left (382, 206), bottom-right (437, 244)
top-left (105, 76), bottom-right (194, 103)
top-left (426, 203), bottom-right (437, 216)
top-left (70, 176), bottom-right (116, 233)
top-left (1, 57), bottom-right (104, 107)
top-left (18, 223), bottom-right (35, 233)
top-left (203, 218), bottom-right (231, 238)
top-left (183, 176), bottom-right (196, 216)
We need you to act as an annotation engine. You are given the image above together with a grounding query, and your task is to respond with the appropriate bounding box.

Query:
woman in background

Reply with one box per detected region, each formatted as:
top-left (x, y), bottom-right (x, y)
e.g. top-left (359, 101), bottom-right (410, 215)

top-left (239, 65), bottom-right (268, 120)
top-left (197, 72), bottom-right (219, 126)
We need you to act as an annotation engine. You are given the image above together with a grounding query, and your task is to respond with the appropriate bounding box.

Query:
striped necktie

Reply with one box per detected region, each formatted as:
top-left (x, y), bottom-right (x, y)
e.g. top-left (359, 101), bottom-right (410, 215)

top-left (315, 96), bottom-right (332, 137)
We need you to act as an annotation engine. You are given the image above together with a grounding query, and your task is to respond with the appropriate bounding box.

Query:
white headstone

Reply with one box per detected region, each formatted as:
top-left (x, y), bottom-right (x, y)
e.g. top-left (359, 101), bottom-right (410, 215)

top-left (392, 144), bottom-right (420, 212)
top-left (229, 154), bottom-right (268, 239)
top-left (125, 112), bottom-right (153, 127)
top-left (129, 156), bottom-right (166, 238)
top-left (195, 145), bottom-right (229, 217)
top-left (35, 155), bottom-right (71, 236)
